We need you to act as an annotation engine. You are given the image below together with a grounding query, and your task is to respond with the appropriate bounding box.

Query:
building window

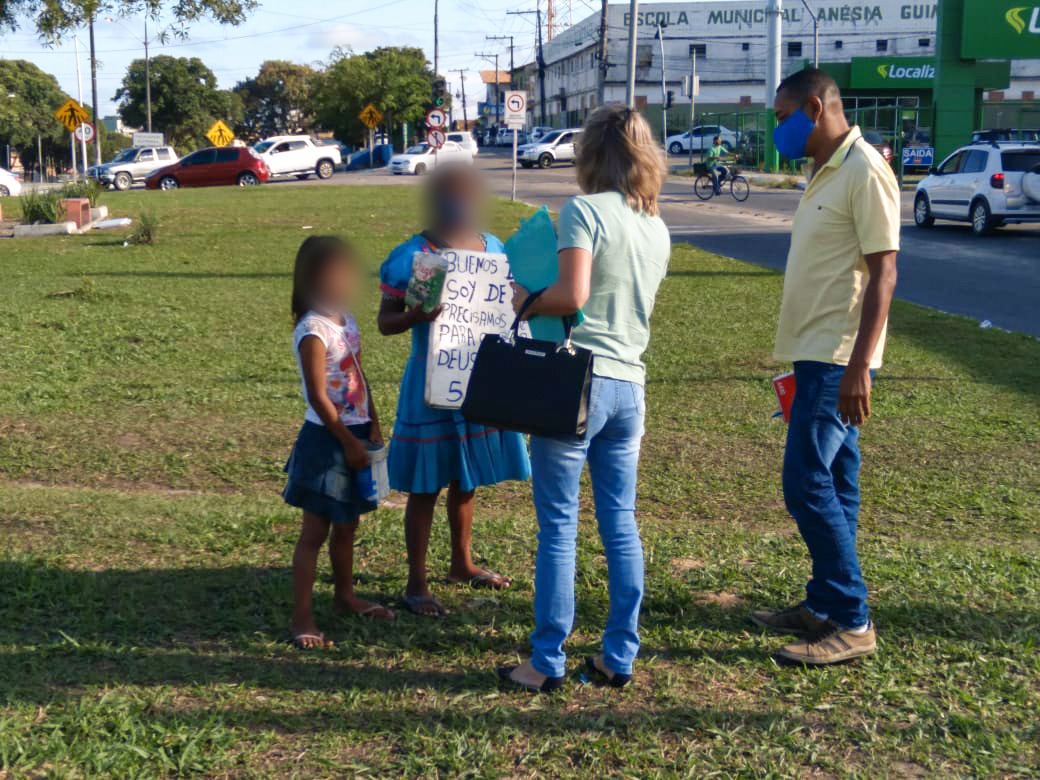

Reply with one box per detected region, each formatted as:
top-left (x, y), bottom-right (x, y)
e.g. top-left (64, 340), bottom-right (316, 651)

top-left (1023, 91), bottom-right (1035, 101)
top-left (689, 43), bottom-right (707, 58)
top-left (637, 43), bottom-right (653, 68)
top-left (918, 38), bottom-right (930, 47)
top-left (787, 41), bottom-right (803, 57)
top-left (876, 39), bottom-right (888, 52)
top-left (834, 40), bottom-right (844, 50)
top-left (741, 42), bottom-right (750, 52)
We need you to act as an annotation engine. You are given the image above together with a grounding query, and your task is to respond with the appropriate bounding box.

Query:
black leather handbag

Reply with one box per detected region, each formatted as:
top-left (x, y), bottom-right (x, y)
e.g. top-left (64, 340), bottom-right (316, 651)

top-left (461, 291), bottom-right (593, 438)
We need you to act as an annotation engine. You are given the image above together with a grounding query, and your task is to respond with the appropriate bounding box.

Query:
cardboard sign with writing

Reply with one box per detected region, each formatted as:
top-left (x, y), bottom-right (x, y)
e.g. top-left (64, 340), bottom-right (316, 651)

top-left (424, 249), bottom-right (524, 409)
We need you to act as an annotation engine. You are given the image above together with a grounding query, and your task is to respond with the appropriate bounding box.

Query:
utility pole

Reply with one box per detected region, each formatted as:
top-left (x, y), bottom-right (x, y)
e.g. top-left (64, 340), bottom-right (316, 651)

top-left (476, 53), bottom-right (501, 129)
top-left (688, 46), bottom-right (697, 170)
top-left (508, 6), bottom-right (547, 125)
top-left (800, 0), bottom-right (819, 67)
top-left (73, 35), bottom-right (87, 176)
top-left (596, 0), bottom-right (609, 105)
top-left (765, 0), bottom-right (784, 172)
top-left (451, 68), bottom-right (468, 128)
top-left (656, 20), bottom-right (667, 144)
top-left (486, 35), bottom-right (515, 86)
top-left (88, 16), bottom-right (101, 165)
top-left (625, 0), bottom-right (639, 108)
top-left (144, 19), bottom-right (152, 132)
top-left (434, 0), bottom-right (440, 75)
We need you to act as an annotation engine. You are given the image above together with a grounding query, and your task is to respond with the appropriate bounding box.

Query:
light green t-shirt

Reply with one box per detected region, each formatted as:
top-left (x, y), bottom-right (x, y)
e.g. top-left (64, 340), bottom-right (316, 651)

top-left (704, 144), bottom-right (725, 170)
top-left (557, 191), bottom-right (671, 385)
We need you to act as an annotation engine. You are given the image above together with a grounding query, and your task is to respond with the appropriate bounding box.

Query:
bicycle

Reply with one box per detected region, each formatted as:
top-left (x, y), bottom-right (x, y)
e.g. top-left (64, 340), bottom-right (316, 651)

top-left (693, 167), bottom-right (750, 203)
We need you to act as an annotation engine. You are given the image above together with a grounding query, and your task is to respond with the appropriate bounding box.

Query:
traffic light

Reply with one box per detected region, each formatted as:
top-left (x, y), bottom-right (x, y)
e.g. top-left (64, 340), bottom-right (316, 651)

top-left (432, 78), bottom-right (448, 107)
top-left (666, 90), bottom-right (675, 109)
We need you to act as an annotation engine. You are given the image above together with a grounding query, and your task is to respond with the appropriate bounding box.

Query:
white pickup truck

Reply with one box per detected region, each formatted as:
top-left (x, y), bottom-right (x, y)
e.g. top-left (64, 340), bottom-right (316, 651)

top-left (252, 135), bottom-right (342, 180)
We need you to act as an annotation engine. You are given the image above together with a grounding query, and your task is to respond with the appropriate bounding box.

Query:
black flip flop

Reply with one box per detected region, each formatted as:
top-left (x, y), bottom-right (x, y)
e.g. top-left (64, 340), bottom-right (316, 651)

top-left (497, 665), bottom-right (565, 694)
top-left (584, 656), bottom-right (631, 689)
top-left (401, 593), bottom-right (449, 618)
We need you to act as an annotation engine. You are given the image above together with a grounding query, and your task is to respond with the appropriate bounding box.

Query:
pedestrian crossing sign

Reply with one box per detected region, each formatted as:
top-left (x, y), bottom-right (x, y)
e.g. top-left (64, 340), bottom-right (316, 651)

top-left (359, 104), bottom-right (384, 130)
top-left (206, 120), bottom-right (235, 147)
top-left (54, 99), bottom-right (89, 132)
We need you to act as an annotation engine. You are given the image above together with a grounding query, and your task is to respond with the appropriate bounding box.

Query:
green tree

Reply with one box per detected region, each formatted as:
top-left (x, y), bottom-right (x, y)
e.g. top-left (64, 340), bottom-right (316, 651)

top-left (233, 60), bottom-right (318, 142)
top-left (0, 0), bottom-right (255, 39)
top-left (114, 55), bottom-right (232, 149)
top-left (315, 47), bottom-right (439, 146)
top-left (0, 59), bottom-right (75, 172)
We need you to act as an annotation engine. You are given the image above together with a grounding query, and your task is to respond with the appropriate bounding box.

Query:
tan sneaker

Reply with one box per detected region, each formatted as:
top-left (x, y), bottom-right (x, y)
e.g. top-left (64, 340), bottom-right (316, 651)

top-left (750, 604), bottom-right (828, 637)
top-left (776, 621), bottom-right (877, 665)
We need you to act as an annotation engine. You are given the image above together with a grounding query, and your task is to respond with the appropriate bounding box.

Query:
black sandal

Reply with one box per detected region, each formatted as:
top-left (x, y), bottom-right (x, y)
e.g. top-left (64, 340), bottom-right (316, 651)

top-left (584, 656), bottom-right (631, 689)
top-left (497, 665), bottom-right (565, 694)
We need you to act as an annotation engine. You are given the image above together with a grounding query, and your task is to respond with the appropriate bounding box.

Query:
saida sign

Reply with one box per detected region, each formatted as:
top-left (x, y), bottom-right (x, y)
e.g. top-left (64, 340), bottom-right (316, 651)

top-left (851, 57), bottom-right (936, 88)
top-left (962, 1), bottom-right (1040, 59)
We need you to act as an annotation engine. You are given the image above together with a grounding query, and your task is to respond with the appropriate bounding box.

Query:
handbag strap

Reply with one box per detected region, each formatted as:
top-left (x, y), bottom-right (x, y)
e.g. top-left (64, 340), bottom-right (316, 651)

top-left (509, 289), bottom-right (579, 348)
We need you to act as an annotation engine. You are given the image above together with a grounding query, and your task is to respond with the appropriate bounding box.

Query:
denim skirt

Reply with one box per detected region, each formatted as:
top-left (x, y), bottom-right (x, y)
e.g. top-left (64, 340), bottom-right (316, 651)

top-left (282, 421), bottom-right (377, 523)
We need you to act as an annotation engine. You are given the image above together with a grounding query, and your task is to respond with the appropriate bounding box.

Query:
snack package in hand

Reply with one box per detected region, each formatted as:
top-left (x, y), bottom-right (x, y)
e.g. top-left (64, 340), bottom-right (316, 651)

top-left (405, 251), bottom-right (449, 312)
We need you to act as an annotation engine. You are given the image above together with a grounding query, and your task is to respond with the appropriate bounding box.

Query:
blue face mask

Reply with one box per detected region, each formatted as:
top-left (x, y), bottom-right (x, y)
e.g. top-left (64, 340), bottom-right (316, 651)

top-left (773, 109), bottom-right (816, 161)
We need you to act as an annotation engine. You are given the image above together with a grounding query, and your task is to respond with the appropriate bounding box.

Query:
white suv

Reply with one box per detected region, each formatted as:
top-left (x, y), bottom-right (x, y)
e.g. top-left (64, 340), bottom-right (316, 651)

top-left (914, 143), bottom-right (1040, 236)
top-left (519, 128), bottom-right (583, 169)
top-left (252, 135), bottom-right (341, 180)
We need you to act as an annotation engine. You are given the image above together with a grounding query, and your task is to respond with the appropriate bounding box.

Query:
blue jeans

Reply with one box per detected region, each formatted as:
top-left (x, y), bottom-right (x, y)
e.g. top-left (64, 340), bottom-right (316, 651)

top-left (782, 361), bottom-right (871, 629)
top-left (529, 376), bottom-right (646, 678)
top-left (711, 165), bottom-right (728, 194)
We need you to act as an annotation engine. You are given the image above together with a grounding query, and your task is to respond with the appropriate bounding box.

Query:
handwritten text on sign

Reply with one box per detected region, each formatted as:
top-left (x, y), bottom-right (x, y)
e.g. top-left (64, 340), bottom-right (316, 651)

top-left (425, 250), bottom-right (521, 409)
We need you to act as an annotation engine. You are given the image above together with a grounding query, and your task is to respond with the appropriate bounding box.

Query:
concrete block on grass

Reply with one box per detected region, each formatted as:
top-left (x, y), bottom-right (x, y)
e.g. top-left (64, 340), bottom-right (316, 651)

top-left (13, 222), bottom-right (78, 237)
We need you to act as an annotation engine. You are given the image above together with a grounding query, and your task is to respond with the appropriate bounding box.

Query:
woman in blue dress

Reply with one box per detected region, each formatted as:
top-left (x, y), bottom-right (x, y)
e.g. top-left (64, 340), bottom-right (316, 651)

top-left (378, 163), bottom-right (531, 617)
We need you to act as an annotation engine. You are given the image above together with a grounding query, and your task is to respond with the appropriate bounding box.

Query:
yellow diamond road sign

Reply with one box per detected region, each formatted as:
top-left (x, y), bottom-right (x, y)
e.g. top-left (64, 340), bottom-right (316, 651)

top-left (206, 120), bottom-right (235, 147)
top-left (54, 98), bottom-right (89, 132)
top-left (359, 103), bottom-right (383, 130)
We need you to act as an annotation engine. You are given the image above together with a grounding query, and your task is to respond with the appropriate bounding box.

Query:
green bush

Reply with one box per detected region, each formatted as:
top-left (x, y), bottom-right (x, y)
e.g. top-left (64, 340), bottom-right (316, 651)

top-left (19, 190), bottom-right (62, 225)
top-left (128, 211), bottom-right (159, 245)
top-left (60, 179), bottom-right (104, 206)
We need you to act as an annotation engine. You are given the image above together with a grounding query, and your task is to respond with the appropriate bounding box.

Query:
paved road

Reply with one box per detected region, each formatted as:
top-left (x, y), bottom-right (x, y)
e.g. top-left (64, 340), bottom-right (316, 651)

top-left (476, 152), bottom-right (1040, 337)
top-left (294, 151), bottom-right (1040, 336)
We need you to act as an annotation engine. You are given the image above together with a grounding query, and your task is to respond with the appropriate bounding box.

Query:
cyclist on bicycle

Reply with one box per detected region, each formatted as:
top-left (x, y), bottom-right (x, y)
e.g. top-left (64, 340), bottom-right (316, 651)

top-left (704, 136), bottom-right (732, 195)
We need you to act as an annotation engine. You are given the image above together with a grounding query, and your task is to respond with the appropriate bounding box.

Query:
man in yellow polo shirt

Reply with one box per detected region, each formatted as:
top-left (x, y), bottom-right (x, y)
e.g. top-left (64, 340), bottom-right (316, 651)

top-left (751, 68), bottom-right (900, 665)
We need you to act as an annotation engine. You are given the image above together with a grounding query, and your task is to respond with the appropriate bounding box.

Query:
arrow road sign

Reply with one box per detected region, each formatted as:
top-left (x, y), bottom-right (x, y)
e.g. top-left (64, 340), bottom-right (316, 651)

top-left (425, 107), bottom-right (448, 129)
top-left (504, 91), bottom-right (527, 129)
top-left (54, 99), bottom-right (89, 132)
top-left (359, 103), bottom-right (384, 130)
top-left (427, 128), bottom-right (447, 150)
top-left (206, 120), bottom-right (235, 147)
top-left (73, 122), bottom-right (96, 143)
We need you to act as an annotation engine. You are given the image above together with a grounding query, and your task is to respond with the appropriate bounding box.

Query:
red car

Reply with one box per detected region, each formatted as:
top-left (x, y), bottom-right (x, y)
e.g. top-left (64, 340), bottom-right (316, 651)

top-left (145, 146), bottom-right (269, 190)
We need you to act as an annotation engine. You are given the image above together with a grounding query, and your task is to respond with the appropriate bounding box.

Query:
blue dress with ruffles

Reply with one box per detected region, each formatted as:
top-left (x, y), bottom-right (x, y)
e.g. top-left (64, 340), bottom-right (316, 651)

top-left (380, 233), bottom-right (531, 494)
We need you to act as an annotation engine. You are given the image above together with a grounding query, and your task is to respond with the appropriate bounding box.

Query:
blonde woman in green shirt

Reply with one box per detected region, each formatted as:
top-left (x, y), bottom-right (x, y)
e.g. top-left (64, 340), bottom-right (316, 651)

top-left (499, 106), bottom-right (671, 693)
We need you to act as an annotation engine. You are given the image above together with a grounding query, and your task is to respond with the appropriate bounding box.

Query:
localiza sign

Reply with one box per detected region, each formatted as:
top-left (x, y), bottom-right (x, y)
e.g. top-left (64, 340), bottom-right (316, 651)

top-left (962, 1), bottom-right (1040, 60)
top-left (851, 57), bottom-right (936, 88)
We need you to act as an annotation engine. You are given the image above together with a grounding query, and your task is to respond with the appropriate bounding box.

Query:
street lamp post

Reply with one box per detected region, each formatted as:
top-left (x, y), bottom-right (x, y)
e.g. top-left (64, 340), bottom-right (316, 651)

top-left (105, 16), bottom-right (153, 132)
top-left (800, 0), bottom-right (819, 68)
top-left (625, 0), bottom-right (639, 108)
top-left (656, 21), bottom-right (668, 144)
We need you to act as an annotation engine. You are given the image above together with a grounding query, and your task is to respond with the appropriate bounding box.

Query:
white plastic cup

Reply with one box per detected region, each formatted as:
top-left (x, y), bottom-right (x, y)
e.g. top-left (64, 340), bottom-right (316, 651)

top-left (357, 444), bottom-right (389, 503)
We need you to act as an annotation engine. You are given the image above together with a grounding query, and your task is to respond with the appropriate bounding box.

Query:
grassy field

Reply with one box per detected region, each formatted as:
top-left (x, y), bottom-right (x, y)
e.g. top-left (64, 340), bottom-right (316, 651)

top-left (0, 184), bottom-right (1037, 779)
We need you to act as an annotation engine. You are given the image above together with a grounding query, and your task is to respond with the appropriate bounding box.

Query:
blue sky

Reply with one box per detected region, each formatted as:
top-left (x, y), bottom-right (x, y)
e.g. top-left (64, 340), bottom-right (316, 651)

top-left (0, 1), bottom-right (733, 120)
